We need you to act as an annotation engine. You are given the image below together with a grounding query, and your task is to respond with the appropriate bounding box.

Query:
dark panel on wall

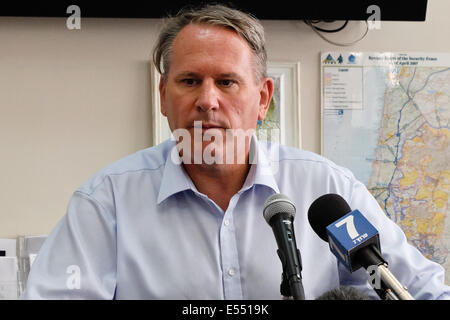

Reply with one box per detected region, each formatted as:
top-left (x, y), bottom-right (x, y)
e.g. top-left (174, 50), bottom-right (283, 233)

top-left (0, 0), bottom-right (428, 21)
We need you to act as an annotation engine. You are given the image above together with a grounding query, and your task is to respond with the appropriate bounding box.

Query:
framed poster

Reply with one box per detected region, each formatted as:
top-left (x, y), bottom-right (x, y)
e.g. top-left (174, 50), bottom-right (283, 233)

top-left (150, 62), bottom-right (171, 146)
top-left (259, 61), bottom-right (301, 148)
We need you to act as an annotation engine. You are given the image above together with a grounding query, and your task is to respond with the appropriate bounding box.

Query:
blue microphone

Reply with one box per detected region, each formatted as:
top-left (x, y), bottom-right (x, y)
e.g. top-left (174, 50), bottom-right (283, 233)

top-left (326, 209), bottom-right (381, 272)
top-left (308, 193), bottom-right (414, 300)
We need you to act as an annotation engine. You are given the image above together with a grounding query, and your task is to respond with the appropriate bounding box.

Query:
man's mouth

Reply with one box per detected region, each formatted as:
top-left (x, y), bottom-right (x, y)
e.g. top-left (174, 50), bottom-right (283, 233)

top-left (191, 121), bottom-right (225, 130)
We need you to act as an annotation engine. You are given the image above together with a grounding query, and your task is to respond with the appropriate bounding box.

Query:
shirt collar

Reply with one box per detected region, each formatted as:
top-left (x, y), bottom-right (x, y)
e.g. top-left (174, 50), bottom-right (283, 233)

top-left (157, 140), bottom-right (194, 204)
top-left (241, 135), bottom-right (280, 194)
top-left (156, 135), bottom-right (280, 205)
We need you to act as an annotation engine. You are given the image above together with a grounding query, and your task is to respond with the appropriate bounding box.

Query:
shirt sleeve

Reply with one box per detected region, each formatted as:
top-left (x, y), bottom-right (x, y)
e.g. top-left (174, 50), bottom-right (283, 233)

top-left (338, 179), bottom-right (450, 300)
top-left (20, 190), bottom-right (117, 299)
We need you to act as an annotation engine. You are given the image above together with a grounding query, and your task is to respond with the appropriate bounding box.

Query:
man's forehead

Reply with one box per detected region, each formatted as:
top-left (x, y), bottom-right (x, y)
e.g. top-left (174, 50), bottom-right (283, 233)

top-left (170, 24), bottom-right (253, 68)
top-left (173, 23), bottom-right (249, 51)
top-left (184, 23), bottom-right (228, 39)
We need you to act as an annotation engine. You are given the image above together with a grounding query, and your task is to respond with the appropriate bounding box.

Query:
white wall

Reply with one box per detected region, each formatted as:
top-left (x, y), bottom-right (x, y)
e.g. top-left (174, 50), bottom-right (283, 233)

top-left (1, 0), bottom-right (449, 237)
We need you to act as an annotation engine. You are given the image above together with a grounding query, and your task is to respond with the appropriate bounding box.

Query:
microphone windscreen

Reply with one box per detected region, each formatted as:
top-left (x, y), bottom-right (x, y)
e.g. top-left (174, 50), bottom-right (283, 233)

top-left (307, 193), bottom-right (352, 241)
top-left (263, 193), bottom-right (296, 224)
top-left (316, 286), bottom-right (371, 300)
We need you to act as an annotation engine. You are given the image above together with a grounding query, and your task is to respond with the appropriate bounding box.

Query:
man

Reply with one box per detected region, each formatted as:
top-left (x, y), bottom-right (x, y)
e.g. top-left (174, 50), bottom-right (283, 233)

top-left (22, 4), bottom-right (450, 299)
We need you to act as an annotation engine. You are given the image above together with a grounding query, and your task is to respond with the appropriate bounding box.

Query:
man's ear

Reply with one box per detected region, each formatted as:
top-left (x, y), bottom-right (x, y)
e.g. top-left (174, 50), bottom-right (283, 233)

top-left (258, 77), bottom-right (274, 121)
top-left (159, 75), bottom-right (167, 116)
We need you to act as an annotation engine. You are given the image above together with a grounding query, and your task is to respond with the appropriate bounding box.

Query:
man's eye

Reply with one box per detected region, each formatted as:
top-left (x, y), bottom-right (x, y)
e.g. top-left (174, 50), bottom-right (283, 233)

top-left (218, 79), bottom-right (236, 87)
top-left (182, 79), bottom-right (198, 86)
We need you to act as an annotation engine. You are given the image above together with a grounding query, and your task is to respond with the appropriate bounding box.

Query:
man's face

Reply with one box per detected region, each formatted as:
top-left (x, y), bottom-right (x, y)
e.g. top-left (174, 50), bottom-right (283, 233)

top-left (159, 23), bottom-right (273, 165)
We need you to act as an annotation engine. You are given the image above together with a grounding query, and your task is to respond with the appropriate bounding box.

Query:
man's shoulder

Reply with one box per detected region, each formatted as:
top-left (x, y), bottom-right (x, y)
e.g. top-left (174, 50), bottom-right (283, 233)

top-left (77, 140), bottom-right (173, 196)
top-left (262, 142), bottom-right (355, 181)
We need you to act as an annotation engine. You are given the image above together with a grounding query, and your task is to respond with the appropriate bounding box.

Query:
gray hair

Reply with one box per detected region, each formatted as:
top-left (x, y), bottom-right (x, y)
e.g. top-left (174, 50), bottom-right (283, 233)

top-left (152, 4), bottom-right (267, 82)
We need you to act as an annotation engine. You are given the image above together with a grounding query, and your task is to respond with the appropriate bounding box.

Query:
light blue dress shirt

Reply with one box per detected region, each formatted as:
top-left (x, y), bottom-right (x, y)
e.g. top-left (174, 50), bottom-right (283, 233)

top-left (21, 138), bottom-right (450, 299)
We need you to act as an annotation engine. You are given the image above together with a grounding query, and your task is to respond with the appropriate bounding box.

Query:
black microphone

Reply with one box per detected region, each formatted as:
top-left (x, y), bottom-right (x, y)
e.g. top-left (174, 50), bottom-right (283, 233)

top-left (263, 193), bottom-right (305, 300)
top-left (307, 193), bottom-right (414, 300)
top-left (316, 286), bottom-right (371, 300)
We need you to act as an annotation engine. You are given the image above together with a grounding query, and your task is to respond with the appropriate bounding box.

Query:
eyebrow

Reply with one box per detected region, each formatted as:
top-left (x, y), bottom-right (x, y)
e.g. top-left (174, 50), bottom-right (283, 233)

top-left (218, 72), bottom-right (245, 82)
top-left (175, 71), bottom-right (200, 79)
top-left (174, 71), bottom-right (245, 82)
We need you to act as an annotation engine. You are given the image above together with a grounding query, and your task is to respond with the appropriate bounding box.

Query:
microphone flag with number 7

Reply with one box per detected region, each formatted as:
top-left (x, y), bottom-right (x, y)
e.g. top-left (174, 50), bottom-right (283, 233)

top-left (326, 210), bottom-right (381, 272)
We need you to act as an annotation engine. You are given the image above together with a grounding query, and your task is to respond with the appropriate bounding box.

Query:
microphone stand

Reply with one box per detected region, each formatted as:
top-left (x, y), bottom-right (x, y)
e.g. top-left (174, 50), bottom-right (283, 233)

top-left (280, 272), bottom-right (293, 299)
top-left (278, 249), bottom-right (305, 300)
top-left (358, 245), bottom-right (414, 300)
top-left (377, 264), bottom-right (414, 300)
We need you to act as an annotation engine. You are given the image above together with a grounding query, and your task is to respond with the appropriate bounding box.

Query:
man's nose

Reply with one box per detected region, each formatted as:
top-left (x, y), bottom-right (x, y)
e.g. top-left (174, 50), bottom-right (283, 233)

top-left (195, 80), bottom-right (219, 113)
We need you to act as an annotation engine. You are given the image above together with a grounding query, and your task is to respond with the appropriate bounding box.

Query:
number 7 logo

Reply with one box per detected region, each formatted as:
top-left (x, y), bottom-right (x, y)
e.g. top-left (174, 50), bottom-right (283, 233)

top-left (335, 215), bottom-right (359, 239)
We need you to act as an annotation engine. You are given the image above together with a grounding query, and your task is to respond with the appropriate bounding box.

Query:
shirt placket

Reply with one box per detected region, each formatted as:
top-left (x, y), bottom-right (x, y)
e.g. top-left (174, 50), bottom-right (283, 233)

top-left (219, 193), bottom-right (243, 299)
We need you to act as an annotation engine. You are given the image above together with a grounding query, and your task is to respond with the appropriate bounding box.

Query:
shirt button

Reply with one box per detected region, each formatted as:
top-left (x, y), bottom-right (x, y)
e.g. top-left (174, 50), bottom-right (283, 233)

top-left (224, 219), bottom-right (230, 226)
top-left (228, 268), bottom-right (235, 277)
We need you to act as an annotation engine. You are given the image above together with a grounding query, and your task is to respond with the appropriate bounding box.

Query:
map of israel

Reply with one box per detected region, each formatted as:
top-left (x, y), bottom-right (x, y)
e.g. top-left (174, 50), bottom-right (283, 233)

top-left (322, 52), bottom-right (450, 283)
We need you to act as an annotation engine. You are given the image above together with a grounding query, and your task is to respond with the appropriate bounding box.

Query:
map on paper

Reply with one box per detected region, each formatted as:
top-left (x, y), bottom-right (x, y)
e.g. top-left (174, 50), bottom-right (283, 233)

top-left (322, 52), bottom-right (450, 284)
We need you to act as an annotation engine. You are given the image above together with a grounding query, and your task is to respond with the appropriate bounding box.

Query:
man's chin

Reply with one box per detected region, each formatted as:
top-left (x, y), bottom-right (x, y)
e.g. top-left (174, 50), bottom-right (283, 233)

top-left (172, 127), bottom-right (251, 165)
top-left (177, 143), bottom-right (249, 165)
